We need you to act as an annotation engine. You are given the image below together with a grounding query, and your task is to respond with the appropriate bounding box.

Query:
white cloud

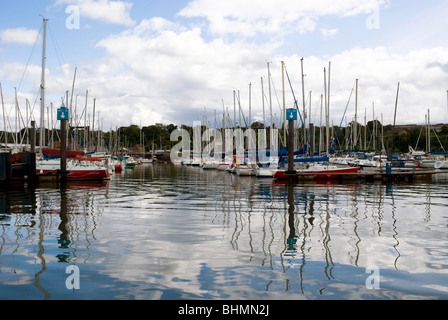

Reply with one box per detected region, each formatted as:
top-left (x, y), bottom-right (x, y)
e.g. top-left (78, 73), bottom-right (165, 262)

top-left (54, 0), bottom-right (136, 26)
top-left (321, 28), bottom-right (339, 39)
top-left (86, 17), bottom-right (278, 126)
top-left (288, 46), bottom-right (448, 126)
top-left (0, 62), bottom-right (42, 82)
top-left (66, 18), bottom-right (448, 129)
top-left (0, 28), bottom-right (40, 45)
top-left (4, 1), bottom-right (448, 131)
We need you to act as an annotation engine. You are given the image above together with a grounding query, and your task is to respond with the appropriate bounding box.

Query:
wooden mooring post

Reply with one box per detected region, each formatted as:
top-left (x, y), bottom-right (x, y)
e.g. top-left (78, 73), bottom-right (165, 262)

top-left (58, 107), bottom-right (69, 182)
top-left (336, 169), bottom-right (442, 183)
top-left (0, 153), bottom-right (12, 184)
top-left (286, 108), bottom-right (298, 184)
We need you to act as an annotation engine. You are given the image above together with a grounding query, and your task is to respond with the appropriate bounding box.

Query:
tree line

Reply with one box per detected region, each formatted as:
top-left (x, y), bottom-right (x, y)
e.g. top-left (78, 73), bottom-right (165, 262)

top-left (114, 121), bottom-right (448, 155)
top-left (3, 121), bottom-right (448, 155)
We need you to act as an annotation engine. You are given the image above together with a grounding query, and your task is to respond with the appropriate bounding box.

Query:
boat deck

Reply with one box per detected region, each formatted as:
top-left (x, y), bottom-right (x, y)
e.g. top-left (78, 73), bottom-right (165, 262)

top-left (293, 168), bottom-right (448, 183)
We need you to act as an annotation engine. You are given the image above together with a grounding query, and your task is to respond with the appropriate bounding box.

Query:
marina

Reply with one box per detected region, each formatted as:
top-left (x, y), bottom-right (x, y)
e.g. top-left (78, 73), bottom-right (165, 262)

top-left (0, 163), bottom-right (448, 300)
top-left (296, 168), bottom-right (444, 183)
top-left (1, 3), bottom-right (448, 303)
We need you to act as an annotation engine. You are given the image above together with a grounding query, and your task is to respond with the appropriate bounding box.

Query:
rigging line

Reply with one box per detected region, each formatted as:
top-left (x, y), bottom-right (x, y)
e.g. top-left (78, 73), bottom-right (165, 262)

top-left (267, 65), bottom-right (284, 119)
top-left (332, 82), bottom-right (355, 152)
top-left (4, 23), bottom-right (43, 132)
top-left (415, 125), bottom-right (424, 150)
top-left (16, 22), bottom-right (43, 94)
top-left (284, 63), bottom-right (313, 153)
top-left (29, 87), bottom-right (41, 122)
top-left (237, 91), bottom-right (248, 127)
top-left (74, 97), bottom-right (86, 128)
top-left (48, 23), bottom-right (69, 83)
top-left (432, 127), bottom-right (446, 153)
top-left (284, 64), bottom-right (306, 128)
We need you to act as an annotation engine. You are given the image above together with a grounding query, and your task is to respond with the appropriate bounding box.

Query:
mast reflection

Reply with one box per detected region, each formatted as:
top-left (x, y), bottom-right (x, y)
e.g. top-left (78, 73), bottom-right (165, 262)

top-left (0, 181), bottom-right (109, 299)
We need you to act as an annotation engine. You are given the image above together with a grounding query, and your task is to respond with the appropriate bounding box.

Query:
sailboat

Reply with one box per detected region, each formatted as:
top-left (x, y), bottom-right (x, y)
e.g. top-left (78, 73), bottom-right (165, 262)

top-left (235, 158), bottom-right (255, 176)
top-left (136, 128), bottom-right (153, 164)
top-left (35, 18), bottom-right (109, 181)
top-left (272, 155), bottom-right (360, 180)
top-left (216, 155), bottom-right (231, 170)
top-left (415, 109), bottom-right (448, 169)
top-left (253, 156), bottom-right (278, 177)
top-left (37, 156), bottom-right (110, 180)
top-left (273, 163), bottom-right (360, 180)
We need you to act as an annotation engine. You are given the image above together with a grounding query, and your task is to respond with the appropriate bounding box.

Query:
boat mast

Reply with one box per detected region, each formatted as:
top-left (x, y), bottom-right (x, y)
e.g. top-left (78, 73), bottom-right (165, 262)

top-left (69, 67), bottom-right (77, 123)
top-left (381, 114), bottom-right (385, 153)
top-left (309, 91), bottom-right (312, 156)
top-left (364, 108), bottom-right (367, 151)
top-left (233, 90), bottom-right (236, 129)
top-left (327, 62), bottom-right (331, 155)
top-left (391, 82), bottom-right (400, 155)
top-left (84, 89), bottom-right (88, 150)
top-left (248, 82), bottom-right (251, 129)
top-left (354, 79), bottom-right (358, 150)
top-left (427, 108), bottom-right (431, 153)
top-left (261, 77), bottom-right (265, 127)
top-left (267, 62), bottom-right (274, 150)
top-left (261, 76), bottom-right (267, 153)
top-left (0, 83), bottom-right (7, 149)
top-left (324, 67), bottom-right (328, 155)
top-left (40, 18), bottom-right (48, 155)
top-left (319, 93), bottom-right (323, 155)
top-left (373, 102), bottom-right (376, 152)
top-left (222, 99), bottom-right (225, 131)
top-left (301, 58), bottom-right (306, 151)
top-left (222, 99), bottom-right (225, 156)
top-left (92, 98), bottom-right (96, 151)
top-left (238, 90), bottom-right (241, 128)
top-left (281, 61), bottom-right (286, 145)
top-left (267, 62), bottom-right (273, 129)
top-left (14, 88), bottom-right (19, 147)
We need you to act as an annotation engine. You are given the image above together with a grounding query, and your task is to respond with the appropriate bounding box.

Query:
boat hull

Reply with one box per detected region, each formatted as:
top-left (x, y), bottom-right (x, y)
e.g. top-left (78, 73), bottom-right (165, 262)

top-left (435, 160), bottom-right (448, 169)
top-left (37, 159), bottom-right (110, 181)
top-left (38, 168), bottom-right (110, 180)
top-left (236, 167), bottom-right (254, 176)
top-left (216, 163), bottom-right (230, 171)
top-left (255, 168), bottom-right (275, 177)
top-left (202, 162), bottom-right (219, 170)
top-left (273, 166), bottom-right (361, 180)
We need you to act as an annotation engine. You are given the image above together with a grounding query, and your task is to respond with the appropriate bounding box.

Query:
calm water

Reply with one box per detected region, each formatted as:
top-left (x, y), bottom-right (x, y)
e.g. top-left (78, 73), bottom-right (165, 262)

top-left (1, 164), bottom-right (447, 300)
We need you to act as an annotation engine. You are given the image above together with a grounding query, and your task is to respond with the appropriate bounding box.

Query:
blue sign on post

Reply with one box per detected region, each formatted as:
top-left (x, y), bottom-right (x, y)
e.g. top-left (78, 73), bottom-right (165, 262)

top-left (286, 108), bottom-right (297, 121)
top-left (57, 108), bottom-right (69, 121)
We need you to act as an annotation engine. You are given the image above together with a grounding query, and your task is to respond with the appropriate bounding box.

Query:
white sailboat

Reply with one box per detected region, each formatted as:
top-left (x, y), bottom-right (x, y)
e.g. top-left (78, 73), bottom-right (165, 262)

top-left (435, 158), bottom-right (448, 169)
top-left (136, 128), bottom-right (153, 164)
top-left (253, 156), bottom-right (278, 177)
top-left (235, 161), bottom-right (254, 176)
top-left (35, 18), bottom-right (109, 180)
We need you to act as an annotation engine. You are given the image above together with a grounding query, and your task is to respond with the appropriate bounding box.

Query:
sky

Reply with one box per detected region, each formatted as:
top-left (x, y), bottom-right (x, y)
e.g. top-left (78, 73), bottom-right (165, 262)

top-left (1, 0), bottom-right (448, 132)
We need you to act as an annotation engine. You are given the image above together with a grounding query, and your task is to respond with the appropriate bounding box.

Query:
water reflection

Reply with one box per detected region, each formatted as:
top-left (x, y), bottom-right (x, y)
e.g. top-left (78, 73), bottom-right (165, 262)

top-left (0, 181), bottom-right (109, 300)
top-left (195, 167), bottom-right (448, 299)
top-left (0, 165), bottom-right (447, 299)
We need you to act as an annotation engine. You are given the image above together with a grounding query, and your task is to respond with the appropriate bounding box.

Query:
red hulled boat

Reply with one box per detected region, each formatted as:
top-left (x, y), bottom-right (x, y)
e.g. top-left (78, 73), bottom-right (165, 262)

top-left (273, 165), bottom-right (360, 180)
